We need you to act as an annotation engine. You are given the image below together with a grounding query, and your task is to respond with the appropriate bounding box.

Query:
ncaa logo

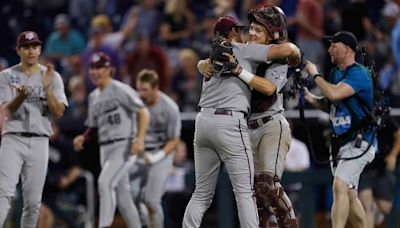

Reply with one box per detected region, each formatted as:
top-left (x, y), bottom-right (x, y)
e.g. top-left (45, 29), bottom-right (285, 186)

top-left (271, 71), bottom-right (279, 79)
top-left (10, 75), bottom-right (21, 85)
top-left (332, 116), bottom-right (351, 127)
top-left (25, 32), bottom-right (35, 40)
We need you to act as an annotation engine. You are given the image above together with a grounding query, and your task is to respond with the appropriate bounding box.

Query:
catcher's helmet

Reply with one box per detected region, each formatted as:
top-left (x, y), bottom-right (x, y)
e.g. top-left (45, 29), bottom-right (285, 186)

top-left (248, 6), bottom-right (287, 42)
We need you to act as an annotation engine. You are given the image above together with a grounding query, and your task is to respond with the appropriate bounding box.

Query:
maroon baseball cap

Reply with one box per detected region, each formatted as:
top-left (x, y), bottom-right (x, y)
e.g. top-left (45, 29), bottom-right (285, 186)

top-left (214, 16), bottom-right (247, 36)
top-left (90, 52), bottom-right (111, 68)
top-left (16, 31), bottom-right (42, 48)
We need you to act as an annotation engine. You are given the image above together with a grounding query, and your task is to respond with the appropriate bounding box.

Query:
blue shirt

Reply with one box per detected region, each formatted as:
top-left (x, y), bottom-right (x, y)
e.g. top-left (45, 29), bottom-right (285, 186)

top-left (328, 63), bottom-right (376, 145)
top-left (392, 18), bottom-right (400, 68)
top-left (44, 29), bottom-right (86, 56)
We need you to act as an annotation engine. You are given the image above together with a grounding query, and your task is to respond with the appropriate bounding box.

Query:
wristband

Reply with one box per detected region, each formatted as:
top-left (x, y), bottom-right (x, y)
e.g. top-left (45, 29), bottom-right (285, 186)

top-left (147, 150), bottom-right (166, 164)
top-left (313, 74), bottom-right (323, 80)
top-left (238, 69), bottom-right (254, 84)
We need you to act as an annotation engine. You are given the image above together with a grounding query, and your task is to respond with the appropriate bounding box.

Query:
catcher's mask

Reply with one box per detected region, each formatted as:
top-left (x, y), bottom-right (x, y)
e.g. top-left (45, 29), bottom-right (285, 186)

top-left (248, 6), bottom-right (287, 42)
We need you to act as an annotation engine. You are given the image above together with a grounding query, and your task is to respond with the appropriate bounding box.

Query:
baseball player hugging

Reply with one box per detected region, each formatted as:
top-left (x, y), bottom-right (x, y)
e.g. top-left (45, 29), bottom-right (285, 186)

top-left (195, 9), bottom-right (302, 227)
top-left (183, 15), bottom-right (282, 228)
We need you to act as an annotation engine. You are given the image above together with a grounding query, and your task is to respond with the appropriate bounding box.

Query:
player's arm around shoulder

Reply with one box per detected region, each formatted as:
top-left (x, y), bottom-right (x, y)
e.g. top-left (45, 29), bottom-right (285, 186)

top-left (248, 74), bottom-right (277, 96)
top-left (214, 51), bottom-right (277, 96)
top-left (42, 63), bottom-right (68, 119)
top-left (236, 60), bottom-right (278, 96)
top-left (268, 42), bottom-right (301, 67)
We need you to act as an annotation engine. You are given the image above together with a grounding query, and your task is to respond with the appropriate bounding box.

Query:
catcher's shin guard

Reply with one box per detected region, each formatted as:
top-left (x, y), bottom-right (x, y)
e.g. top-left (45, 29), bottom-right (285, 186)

top-left (258, 206), bottom-right (278, 228)
top-left (255, 175), bottom-right (278, 228)
top-left (256, 174), bottom-right (298, 228)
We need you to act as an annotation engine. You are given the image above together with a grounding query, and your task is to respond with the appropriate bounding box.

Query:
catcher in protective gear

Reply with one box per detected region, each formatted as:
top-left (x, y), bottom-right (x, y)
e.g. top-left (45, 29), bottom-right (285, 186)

top-left (248, 6), bottom-right (299, 228)
top-left (210, 35), bottom-right (241, 76)
top-left (248, 6), bottom-right (287, 42)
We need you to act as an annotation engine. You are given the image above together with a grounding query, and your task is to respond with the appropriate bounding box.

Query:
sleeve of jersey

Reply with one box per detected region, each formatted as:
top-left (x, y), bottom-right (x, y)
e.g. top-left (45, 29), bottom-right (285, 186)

top-left (237, 43), bottom-right (270, 63)
top-left (166, 101), bottom-right (182, 139)
top-left (342, 67), bottom-right (371, 94)
top-left (268, 64), bottom-right (288, 91)
top-left (0, 71), bottom-right (12, 104)
top-left (120, 85), bottom-right (144, 113)
top-left (52, 72), bottom-right (69, 106)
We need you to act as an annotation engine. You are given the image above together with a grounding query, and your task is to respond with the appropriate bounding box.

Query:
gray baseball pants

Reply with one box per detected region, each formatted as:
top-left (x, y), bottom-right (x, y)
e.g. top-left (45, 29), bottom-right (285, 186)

top-left (250, 114), bottom-right (291, 177)
top-left (98, 139), bottom-right (141, 228)
top-left (130, 154), bottom-right (174, 228)
top-left (0, 134), bottom-right (49, 228)
top-left (183, 109), bottom-right (259, 228)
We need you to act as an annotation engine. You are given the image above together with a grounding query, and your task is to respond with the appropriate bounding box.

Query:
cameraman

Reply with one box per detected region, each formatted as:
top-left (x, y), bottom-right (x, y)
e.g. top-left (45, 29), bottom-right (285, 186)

top-left (303, 31), bottom-right (376, 228)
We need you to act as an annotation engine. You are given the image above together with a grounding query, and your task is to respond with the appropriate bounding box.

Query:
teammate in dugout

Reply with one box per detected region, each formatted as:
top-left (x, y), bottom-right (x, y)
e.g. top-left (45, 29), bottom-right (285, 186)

top-left (0, 31), bottom-right (68, 228)
top-left (73, 52), bottom-right (150, 228)
top-left (182, 15), bottom-right (300, 228)
top-left (198, 7), bottom-right (301, 227)
top-left (130, 69), bottom-right (181, 228)
top-left (303, 31), bottom-right (376, 228)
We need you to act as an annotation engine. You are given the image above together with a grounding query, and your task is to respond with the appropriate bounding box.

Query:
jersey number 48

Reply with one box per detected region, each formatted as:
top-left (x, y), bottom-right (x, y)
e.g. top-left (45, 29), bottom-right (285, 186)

top-left (107, 113), bottom-right (121, 125)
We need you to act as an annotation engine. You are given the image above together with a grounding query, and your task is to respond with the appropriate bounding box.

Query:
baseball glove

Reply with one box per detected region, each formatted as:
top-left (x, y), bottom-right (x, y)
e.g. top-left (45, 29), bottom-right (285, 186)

top-left (210, 36), bottom-right (239, 75)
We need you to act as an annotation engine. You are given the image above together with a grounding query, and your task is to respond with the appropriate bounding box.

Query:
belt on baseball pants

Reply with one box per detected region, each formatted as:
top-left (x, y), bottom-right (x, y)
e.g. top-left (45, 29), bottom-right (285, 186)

top-left (145, 147), bottom-right (162, 151)
top-left (99, 138), bottom-right (128, 146)
top-left (248, 116), bottom-right (273, 129)
top-left (7, 132), bottom-right (48, 137)
top-left (201, 108), bottom-right (246, 118)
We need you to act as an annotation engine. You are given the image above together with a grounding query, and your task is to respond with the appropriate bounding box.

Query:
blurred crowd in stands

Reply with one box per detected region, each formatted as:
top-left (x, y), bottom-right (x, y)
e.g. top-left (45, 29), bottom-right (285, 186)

top-left (1, 0), bottom-right (400, 110)
top-left (1, 0), bottom-right (400, 226)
